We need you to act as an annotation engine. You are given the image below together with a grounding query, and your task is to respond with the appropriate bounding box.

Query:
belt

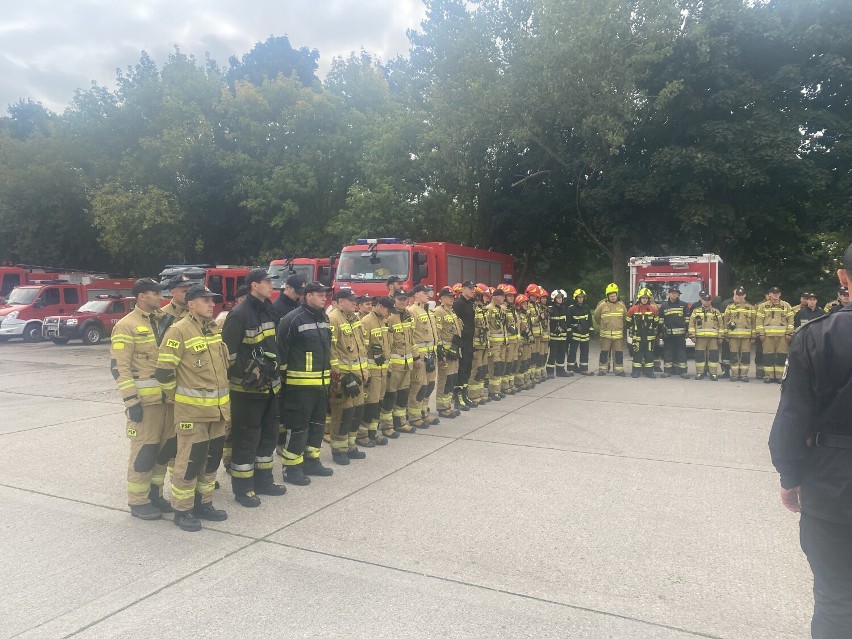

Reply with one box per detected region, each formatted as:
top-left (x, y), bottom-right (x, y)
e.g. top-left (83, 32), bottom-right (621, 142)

top-left (806, 432), bottom-right (852, 449)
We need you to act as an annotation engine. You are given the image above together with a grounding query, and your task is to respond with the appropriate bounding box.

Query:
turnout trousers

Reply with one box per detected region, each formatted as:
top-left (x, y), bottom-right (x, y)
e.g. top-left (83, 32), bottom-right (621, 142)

top-left (280, 386), bottom-right (327, 467)
top-left (330, 388), bottom-right (365, 453)
top-left (694, 337), bottom-right (720, 376)
top-left (437, 357), bottom-right (459, 412)
top-left (567, 337), bottom-right (590, 373)
top-left (125, 403), bottom-right (173, 506)
top-left (662, 335), bottom-right (688, 376)
top-left (547, 338), bottom-right (567, 374)
top-left (598, 338), bottom-right (625, 373)
top-left (469, 347), bottom-right (487, 401)
top-left (800, 513), bottom-right (852, 639)
top-left (384, 368), bottom-right (411, 428)
top-left (727, 338), bottom-right (752, 378)
top-left (407, 363), bottom-right (427, 426)
top-left (229, 390), bottom-right (279, 496)
top-left (170, 419), bottom-right (227, 512)
top-left (359, 368), bottom-right (387, 441)
top-left (762, 335), bottom-right (788, 381)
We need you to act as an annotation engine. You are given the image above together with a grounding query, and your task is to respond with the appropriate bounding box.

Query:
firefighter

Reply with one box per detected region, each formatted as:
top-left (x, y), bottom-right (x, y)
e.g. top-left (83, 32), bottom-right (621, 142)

top-left (497, 285), bottom-right (519, 391)
top-left (357, 296), bottom-right (393, 444)
top-left (723, 287), bottom-right (755, 382)
top-left (755, 292), bottom-right (770, 379)
top-left (221, 268), bottom-right (286, 507)
top-left (276, 281), bottom-right (335, 485)
top-left (688, 290), bottom-right (725, 380)
top-left (386, 276), bottom-right (403, 297)
top-left (405, 284), bottom-right (438, 428)
top-left (538, 287), bottom-right (551, 382)
top-left (627, 287), bottom-right (659, 378)
top-left (756, 286), bottom-right (794, 384)
top-left (384, 290), bottom-right (416, 434)
top-left (357, 294), bottom-right (373, 319)
top-left (163, 274), bottom-right (193, 323)
top-left (272, 274), bottom-right (305, 320)
top-left (467, 283), bottom-right (491, 404)
top-left (594, 283), bottom-right (628, 376)
top-left (486, 288), bottom-right (508, 400)
top-left (155, 285), bottom-right (230, 532)
top-left (514, 293), bottom-right (533, 389)
top-left (435, 287), bottom-right (464, 418)
top-left (824, 286), bottom-right (849, 315)
top-left (565, 289), bottom-right (593, 375)
top-left (452, 281), bottom-right (478, 410)
top-left (547, 289), bottom-right (571, 377)
top-left (327, 287), bottom-right (370, 464)
top-left (794, 292), bottom-right (825, 329)
top-left (110, 278), bottom-right (173, 520)
top-left (658, 286), bottom-right (690, 379)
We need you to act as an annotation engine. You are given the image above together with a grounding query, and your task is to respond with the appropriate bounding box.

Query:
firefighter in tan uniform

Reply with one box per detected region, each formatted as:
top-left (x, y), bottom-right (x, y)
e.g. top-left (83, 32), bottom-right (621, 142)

top-left (688, 291), bottom-right (725, 380)
top-left (327, 288), bottom-right (370, 464)
top-left (514, 294), bottom-right (532, 389)
top-left (538, 286), bottom-right (551, 382)
top-left (358, 296), bottom-right (393, 446)
top-left (155, 285), bottom-right (230, 532)
top-left (594, 283), bottom-right (628, 376)
top-left (111, 278), bottom-right (174, 520)
top-left (408, 284), bottom-right (439, 428)
top-left (723, 287), bottom-right (755, 382)
top-left (434, 287), bottom-right (463, 418)
top-left (486, 288), bottom-right (508, 399)
top-left (756, 285), bottom-right (794, 384)
top-left (466, 284), bottom-right (490, 405)
top-left (501, 285), bottom-right (522, 392)
top-left (383, 290), bottom-right (416, 433)
top-left (525, 285), bottom-right (543, 383)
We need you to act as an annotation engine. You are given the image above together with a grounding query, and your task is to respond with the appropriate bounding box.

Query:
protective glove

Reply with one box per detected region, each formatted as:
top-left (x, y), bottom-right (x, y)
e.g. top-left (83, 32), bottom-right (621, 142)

top-left (343, 372), bottom-right (361, 398)
top-left (127, 403), bottom-right (143, 423)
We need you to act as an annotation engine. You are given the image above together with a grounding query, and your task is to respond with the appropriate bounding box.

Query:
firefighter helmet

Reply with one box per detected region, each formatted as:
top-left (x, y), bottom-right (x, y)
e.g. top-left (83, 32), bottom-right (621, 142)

top-left (637, 287), bottom-right (653, 301)
top-left (515, 294), bottom-right (528, 307)
top-left (605, 283), bottom-right (619, 295)
top-left (525, 283), bottom-right (539, 295)
top-left (503, 284), bottom-right (517, 295)
top-left (551, 289), bottom-right (567, 301)
top-left (452, 282), bottom-right (463, 297)
top-left (573, 288), bottom-right (586, 299)
top-left (475, 282), bottom-right (489, 295)
top-left (538, 287), bottom-right (548, 298)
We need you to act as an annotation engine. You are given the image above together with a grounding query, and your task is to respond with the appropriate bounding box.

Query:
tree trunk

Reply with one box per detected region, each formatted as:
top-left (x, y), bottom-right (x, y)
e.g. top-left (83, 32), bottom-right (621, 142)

top-left (612, 236), bottom-right (627, 293)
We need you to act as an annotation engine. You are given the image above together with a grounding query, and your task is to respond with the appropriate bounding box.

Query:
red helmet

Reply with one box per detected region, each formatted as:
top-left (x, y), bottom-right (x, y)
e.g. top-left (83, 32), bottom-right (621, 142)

top-left (514, 293), bottom-right (528, 307)
top-left (525, 283), bottom-right (539, 295)
top-left (538, 287), bottom-right (548, 298)
top-left (503, 284), bottom-right (517, 295)
top-left (475, 283), bottom-right (489, 295)
top-left (496, 283), bottom-right (508, 293)
top-left (452, 282), bottom-right (463, 297)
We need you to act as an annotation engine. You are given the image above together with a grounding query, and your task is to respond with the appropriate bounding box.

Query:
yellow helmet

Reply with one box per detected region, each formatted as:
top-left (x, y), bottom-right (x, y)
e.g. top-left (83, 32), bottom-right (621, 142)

top-left (637, 287), bottom-right (653, 300)
top-left (605, 283), bottom-right (619, 295)
top-left (573, 288), bottom-right (586, 299)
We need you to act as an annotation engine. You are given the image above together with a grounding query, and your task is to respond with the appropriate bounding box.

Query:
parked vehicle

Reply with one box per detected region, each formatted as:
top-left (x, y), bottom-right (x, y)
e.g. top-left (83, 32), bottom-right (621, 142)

top-left (157, 265), bottom-right (250, 315)
top-left (42, 295), bottom-right (134, 345)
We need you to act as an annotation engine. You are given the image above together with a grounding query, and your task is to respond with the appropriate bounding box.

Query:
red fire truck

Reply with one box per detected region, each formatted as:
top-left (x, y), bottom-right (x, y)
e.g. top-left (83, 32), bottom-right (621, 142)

top-left (0, 264), bottom-right (110, 300)
top-left (0, 278), bottom-right (136, 342)
top-left (333, 238), bottom-right (515, 297)
top-left (158, 265), bottom-right (251, 315)
top-left (42, 295), bottom-right (134, 345)
top-left (268, 257), bottom-right (336, 287)
top-left (628, 254), bottom-right (729, 307)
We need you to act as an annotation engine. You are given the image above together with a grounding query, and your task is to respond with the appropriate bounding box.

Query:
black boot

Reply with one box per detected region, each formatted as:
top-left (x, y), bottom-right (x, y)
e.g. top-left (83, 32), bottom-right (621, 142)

top-left (453, 390), bottom-right (470, 411)
top-left (130, 503), bottom-right (163, 520)
top-left (643, 370), bottom-right (656, 379)
top-left (234, 491), bottom-right (262, 508)
top-left (173, 510), bottom-right (202, 532)
top-left (369, 431), bottom-right (389, 445)
top-left (631, 369), bottom-right (641, 378)
top-left (302, 458), bottom-right (333, 477)
top-left (284, 464), bottom-right (312, 485)
top-left (332, 451), bottom-right (351, 465)
top-left (347, 447), bottom-right (367, 460)
top-left (149, 486), bottom-right (173, 512)
top-left (256, 482), bottom-right (287, 496)
top-left (461, 388), bottom-right (478, 408)
top-left (193, 495), bottom-right (228, 521)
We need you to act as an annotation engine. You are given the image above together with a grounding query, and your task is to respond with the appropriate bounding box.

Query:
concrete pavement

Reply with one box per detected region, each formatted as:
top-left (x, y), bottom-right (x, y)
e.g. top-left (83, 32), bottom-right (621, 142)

top-left (0, 341), bottom-right (811, 638)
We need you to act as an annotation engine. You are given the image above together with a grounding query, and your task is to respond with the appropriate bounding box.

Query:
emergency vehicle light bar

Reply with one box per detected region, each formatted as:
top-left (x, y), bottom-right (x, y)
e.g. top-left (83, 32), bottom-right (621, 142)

top-left (356, 238), bottom-right (401, 245)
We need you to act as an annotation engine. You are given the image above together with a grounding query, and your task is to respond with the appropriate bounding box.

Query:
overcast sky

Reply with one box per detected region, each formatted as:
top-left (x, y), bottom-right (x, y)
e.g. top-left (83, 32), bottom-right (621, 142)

top-left (0, 0), bottom-right (426, 113)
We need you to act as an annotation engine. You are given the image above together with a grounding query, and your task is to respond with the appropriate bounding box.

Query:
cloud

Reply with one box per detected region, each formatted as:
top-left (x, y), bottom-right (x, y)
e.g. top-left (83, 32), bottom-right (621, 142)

top-left (0, 0), bottom-right (426, 113)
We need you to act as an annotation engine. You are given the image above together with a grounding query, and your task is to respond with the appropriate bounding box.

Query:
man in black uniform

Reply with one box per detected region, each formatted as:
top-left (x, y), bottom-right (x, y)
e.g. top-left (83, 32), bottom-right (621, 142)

top-left (794, 292), bottom-right (825, 329)
top-left (769, 242), bottom-right (852, 638)
top-left (452, 280), bottom-right (477, 409)
top-left (276, 281), bottom-right (334, 485)
top-left (273, 274), bottom-right (305, 320)
top-left (221, 268), bottom-right (287, 507)
top-left (658, 287), bottom-right (690, 378)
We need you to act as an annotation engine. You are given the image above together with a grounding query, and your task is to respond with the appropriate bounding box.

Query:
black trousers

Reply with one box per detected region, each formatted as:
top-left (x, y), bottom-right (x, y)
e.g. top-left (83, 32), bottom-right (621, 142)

top-left (630, 335), bottom-right (655, 369)
top-left (281, 386), bottom-right (327, 464)
top-left (800, 513), bottom-right (852, 638)
top-left (567, 339), bottom-right (589, 371)
top-left (663, 335), bottom-right (688, 373)
top-left (229, 390), bottom-right (279, 494)
top-left (547, 339), bottom-right (567, 368)
top-left (457, 340), bottom-right (474, 386)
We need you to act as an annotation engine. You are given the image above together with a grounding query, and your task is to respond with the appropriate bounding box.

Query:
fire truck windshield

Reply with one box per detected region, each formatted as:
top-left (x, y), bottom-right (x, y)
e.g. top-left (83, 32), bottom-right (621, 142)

top-left (159, 277), bottom-right (204, 298)
top-left (642, 281), bottom-right (704, 305)
top-left (5, 288), bottom-right (39, 305)
top-left (336, 250), bottom-right (409, 282)
top-left (76, 300), bottom-right (111, 314)
top-left (269, 264), bottom-right (314, 284)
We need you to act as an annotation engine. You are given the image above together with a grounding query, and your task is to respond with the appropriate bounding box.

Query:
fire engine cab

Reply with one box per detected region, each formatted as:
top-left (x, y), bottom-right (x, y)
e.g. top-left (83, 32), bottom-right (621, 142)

top-left (158, 265), bottom-right (251, 315)
top-left (42, 294), bottom-right (134, 345)
top-left (629, 254), bottom-right (729, 307)
top-left (333, 238), bottom-right (514, 297)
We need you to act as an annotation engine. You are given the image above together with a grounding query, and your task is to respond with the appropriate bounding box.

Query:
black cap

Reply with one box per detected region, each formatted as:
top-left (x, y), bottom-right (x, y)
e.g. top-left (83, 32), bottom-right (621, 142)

top-left (461, 280), bottom-right (476, 288)
top-left (357, 294), bottom-right (373, 304)
top-left (334, 288), bottom-right (357, 301)
top-left (284, 275), bottom-right (306, 294)
top-left (166, 274), bottom-right (194, 290)
top-left (374, 296), bottom-right (395, 310)
top-left (132, 278), bottom-right (163, 297)
top-left (387, 275), bottom-right (402, 285)
top-left (235, 285), bottom-right (248, 299)
top-left (303, 281), bottom-right (331, 294)
top-left (411, 284), bottom-right (433, 294)
top-left (668, 287), bottom-right (681, 294)
top-left (392, 289), bottom-right (411, 299)
top-left (437, 286), bottom-right (454, 298)
top-left (245, 268), bottom-right (274, 286)
top-left (184, 284), bottom-right (218, 301)
top-left (767, 286), bottom-right (781, 293)
top-left (492, 288), bottom-right (506, 297)
top-left (699, 290), bottom-right (711, 301)
top-left (734, 287), bottom-right (746, 296)
top-left (803, 291), bottom-right (817, 299)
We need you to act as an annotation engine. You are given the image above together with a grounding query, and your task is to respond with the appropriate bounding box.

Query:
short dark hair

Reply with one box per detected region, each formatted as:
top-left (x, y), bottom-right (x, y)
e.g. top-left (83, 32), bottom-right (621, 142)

top-left (843, 242), bottom-right (852, 272)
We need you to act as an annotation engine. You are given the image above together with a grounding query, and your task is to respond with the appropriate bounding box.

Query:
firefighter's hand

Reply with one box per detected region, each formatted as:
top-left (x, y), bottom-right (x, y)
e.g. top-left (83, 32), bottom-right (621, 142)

top-left (780, 486), bottom-right (801, 513)
top-left (127, 403), bottom-right (143, 423)
top-left (414, 357), bottom-right (423, 370)
top-left (785, 334), bottom-right (792, 343)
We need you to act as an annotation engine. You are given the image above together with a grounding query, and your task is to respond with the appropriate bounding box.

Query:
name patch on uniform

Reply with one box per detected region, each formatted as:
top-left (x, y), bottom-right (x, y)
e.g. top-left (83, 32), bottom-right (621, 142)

top-left (135, 326), bottom-right (150, 333)
top-left (192, 343), bottom-right (207, 352)
top-left (179, 422), bottom-right (194, 430)
top-left (126, 428), bottom-right (137, 437)
top-left (166, 339), bottom-right (180, 349)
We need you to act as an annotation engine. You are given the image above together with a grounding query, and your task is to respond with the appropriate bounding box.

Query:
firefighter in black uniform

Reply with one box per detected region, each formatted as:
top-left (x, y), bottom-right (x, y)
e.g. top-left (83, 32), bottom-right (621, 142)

top-left (658, 287), bottom-right (690, 378)
top-left (824, 287), bottom-right (848, 315)
top-left (769, 243), bottom-right (852, 638)
top-left (546, 290), bottom-right (571, 377)
top-left (794, 292), bottom-right (825, 329)
top-left (276, 281), bottom-right (334, 486)
top-left (221, 268), bottom-right (286, 507)
top-left (452, 280), bottom-right (477, 408)
top-left (566, 289), bottom-right (593, 375)
top-left (272, 274), bottom-right (305, 320)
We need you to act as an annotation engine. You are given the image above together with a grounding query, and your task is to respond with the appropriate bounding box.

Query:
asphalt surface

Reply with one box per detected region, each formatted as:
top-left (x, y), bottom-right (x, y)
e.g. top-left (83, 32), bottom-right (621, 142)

top-left (0, 340), bottom-right (811, 638)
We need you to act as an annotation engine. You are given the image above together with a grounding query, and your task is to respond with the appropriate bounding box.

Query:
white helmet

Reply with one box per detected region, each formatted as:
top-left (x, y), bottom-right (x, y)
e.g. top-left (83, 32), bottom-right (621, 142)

top-left (551, 289), bottom-right (567, 301)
